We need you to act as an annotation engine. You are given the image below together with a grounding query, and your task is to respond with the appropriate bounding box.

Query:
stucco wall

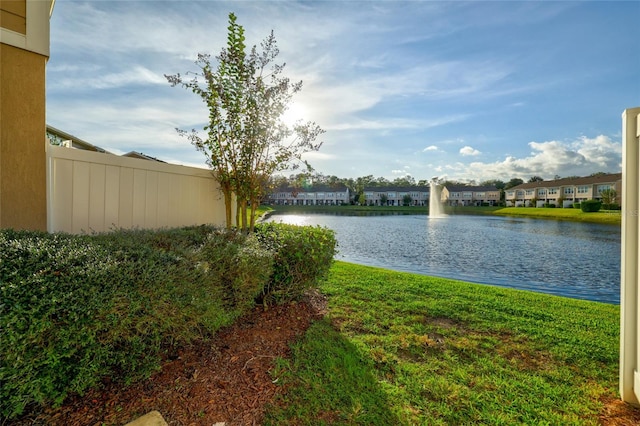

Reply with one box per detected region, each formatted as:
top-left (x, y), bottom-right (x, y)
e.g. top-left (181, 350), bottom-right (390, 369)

top-left (0, 43), bottom-right (47, 231)
top-left (0, 0), bottom-right (27, 34)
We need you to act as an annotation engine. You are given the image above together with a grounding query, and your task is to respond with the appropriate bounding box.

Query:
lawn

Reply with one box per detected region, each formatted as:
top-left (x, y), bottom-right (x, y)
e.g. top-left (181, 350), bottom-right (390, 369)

top-left (493, 207), bottom-right (621, 225)
top-left (265, 261), bottom-right (621, 425)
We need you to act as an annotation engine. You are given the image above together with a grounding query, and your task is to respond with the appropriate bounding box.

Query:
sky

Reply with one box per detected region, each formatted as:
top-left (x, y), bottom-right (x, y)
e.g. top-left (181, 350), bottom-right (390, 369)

top-left (46, 1), bottom-right (640, 183)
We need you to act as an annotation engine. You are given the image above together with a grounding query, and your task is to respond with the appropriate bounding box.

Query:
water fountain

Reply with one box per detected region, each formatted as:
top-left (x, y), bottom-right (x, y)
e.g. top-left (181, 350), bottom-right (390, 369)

top-left (429, 178), bottom-right (446, 217)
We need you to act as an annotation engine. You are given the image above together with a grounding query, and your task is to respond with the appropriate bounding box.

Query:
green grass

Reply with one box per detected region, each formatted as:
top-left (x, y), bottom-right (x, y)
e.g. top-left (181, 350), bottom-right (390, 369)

top-left (494, 207), bottom-right (621, 225)
top-left (265, 261), bottom-right (620, 425)
top-left (444, 205), bottom-right (503, 215)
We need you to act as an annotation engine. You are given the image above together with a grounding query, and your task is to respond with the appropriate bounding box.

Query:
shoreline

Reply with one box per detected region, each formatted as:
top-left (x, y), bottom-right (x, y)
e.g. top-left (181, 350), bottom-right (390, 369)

top-left (261, 204), bottom-right (621, 225)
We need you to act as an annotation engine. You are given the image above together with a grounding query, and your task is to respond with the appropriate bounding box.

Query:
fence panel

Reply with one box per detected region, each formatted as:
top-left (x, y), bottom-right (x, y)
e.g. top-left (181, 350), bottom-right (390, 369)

top-left (620, 107), bottom-right (640, 404)
top-left (47, 145), bottom-right (229, 234)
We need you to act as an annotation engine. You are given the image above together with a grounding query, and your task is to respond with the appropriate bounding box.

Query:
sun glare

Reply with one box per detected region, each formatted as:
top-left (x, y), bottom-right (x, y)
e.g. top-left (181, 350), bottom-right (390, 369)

top-left (281, 102), bottom-right (307, 126)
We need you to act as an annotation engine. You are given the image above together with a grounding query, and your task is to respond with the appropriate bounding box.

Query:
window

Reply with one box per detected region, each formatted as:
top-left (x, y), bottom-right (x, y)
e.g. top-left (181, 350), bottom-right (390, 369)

top-left (564, 187), bottom-right (574, 195)
top-left (538, 189), bottom-right (546, 196)
top-left (463, 192), bottom-right (472, 198)
top-left (526, 190), bottom-right (534, 196)
top-left (507, 191), bottom-right (514, 197)
top-left (597, 184), bottom-right (612, 194)
top-left (516, 190), bottom-right (524, 197)
top-left (577, 186), bottom-right (589, 194)
top-left (548, 188), bottom-right (558, 195)
top-left (476, 192), bottom-right (485, 198)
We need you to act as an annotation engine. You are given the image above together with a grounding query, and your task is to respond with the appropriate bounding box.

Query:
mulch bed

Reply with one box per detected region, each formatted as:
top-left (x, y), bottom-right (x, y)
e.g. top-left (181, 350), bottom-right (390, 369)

top-left (13, 295), bottom-right (324, 426)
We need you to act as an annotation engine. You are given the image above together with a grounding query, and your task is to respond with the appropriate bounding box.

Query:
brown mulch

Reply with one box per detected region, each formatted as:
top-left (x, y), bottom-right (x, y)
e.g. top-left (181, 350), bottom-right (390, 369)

top-left (13, 291), bottom-right (327, 426)
top-left (9, 288), bottom-right (640, 426)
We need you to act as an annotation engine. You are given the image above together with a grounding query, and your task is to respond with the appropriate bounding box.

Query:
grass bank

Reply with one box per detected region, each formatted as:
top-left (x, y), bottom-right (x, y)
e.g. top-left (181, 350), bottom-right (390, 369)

top-left (494, 207), bottom-right (621, 225)
top-left (264, 204), bottom-right (621, 225)
top-left (265, 261), bottom-right (620, 425)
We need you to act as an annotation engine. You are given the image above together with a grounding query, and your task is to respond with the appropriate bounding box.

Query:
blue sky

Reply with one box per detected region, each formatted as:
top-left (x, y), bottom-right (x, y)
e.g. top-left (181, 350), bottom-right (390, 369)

top-left (47, 1), bottom-right (640, 182)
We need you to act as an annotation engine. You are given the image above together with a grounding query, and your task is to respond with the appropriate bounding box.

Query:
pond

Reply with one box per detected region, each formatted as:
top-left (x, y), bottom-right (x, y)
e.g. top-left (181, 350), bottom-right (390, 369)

top-left (266, 213), bottom-right (621, 304)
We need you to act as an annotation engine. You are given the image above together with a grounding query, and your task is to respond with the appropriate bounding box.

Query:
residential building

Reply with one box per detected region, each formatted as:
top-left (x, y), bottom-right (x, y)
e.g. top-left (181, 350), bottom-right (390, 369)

top-left (47, 125), bottom-right (112, 153)
top-left (505, 173), bottom-right (622, 207)
top-left (1, 0), bottom-right (55, 231)
top-left (269, 185), bottom-right (350, 206)
top-left (441, 185), bottom-right (501, 206)
top-left (47, 125), bottom-right (166, 162)
top-left (362, 186), bottom-right (430, 206)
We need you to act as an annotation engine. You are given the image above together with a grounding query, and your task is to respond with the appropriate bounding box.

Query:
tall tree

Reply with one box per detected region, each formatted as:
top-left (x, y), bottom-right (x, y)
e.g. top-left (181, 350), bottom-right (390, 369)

top-left (479, 179), bottom-right (505, 190)
top-left (166, 13), bottom-right (323, 232)
top-left (528, 176), bottom-right (544, 183)
top-left (600, 188), bottom-right (618, 208)
top-left (505, 178), bottom-right (524, 189)
top-left (392, 175), bottom-right (416, 187)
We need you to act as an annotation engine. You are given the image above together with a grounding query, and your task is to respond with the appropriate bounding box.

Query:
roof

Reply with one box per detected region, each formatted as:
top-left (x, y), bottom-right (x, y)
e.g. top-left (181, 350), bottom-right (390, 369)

top-left (363, 186), bottom-right (430, 192)
top-left (47, 125), bottom-right (167, 163)
top-left (46, 125), bottom-right (112, 154)
top-left (272, 184), bottom-right (349, 192)
top-left (122, 151), bottom-right (166, 163)
top-left (509, 173), bottom-right (622, 191)
top-left (444, 185), bottom-right (499, 192)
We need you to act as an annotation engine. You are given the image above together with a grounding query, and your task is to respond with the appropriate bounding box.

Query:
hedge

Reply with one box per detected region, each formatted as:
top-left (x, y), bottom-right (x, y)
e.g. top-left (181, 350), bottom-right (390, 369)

top-left (1, 224), bottom-right (336, 420)
top-left (254, 222), bottom-right (337, 305)
top-left (580, 199), bottom-right (602, 212)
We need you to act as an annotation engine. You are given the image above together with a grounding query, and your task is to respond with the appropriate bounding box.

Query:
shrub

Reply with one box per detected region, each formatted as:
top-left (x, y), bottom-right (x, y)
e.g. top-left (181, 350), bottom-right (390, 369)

top-left (0, 226), bottom-right (272, 420)
top-left (1, 230), bottom-right (119, 419)
top-left (255, 223), bottom-right (337, 305)
top-left (194, 229), bottom-right (273, 313)
top-left (573, 203), bottom-right (581, 209)
top-left (580, 199), bottom-right (602, 212)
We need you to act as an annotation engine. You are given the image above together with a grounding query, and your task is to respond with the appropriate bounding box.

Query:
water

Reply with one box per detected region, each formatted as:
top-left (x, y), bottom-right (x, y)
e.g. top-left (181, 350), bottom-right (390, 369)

top-left (266, 213), bottom-right (621, 304)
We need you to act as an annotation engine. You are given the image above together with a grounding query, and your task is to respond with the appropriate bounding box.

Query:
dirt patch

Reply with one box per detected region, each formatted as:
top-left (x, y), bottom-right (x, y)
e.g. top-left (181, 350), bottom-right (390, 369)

top-left (600, 397), bottom-right (640, 426)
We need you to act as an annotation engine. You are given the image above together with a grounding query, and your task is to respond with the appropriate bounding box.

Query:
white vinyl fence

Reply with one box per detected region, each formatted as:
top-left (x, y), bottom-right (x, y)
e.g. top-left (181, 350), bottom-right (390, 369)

top-left (620, 106), bottom-right (640, 405)
top-left (46, 144), bottom-right (231, 234)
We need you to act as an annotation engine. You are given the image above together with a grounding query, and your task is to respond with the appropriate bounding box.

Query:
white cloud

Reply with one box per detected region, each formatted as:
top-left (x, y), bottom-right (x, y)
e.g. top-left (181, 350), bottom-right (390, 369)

top-left (423, 145), bottom-right (439, 152)
top-left (458, 135), bottom-right (621, 182)
top-left (460, 146), bottom-right (481, 156)
top-left (391, 168), bottom-right (412, 175)
top-left (50, 66), bottom-right (166, 91)
top-left (574, 135), bottom-right (622, 168)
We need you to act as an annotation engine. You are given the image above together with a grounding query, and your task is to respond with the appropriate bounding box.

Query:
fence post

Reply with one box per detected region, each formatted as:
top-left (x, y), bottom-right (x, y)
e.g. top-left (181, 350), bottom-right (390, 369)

top-left (620, 107), bottom-right (640, 404)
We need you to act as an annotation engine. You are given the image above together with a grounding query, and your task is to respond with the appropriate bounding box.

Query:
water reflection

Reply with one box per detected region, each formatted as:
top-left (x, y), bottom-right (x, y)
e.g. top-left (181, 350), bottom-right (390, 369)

top-left (267, 213), bottom-right (621, 304)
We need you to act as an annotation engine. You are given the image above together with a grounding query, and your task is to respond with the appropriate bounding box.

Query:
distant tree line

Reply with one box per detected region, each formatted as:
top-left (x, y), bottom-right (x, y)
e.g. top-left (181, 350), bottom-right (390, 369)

top-left (267, 171), bottom-right (612, 205)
